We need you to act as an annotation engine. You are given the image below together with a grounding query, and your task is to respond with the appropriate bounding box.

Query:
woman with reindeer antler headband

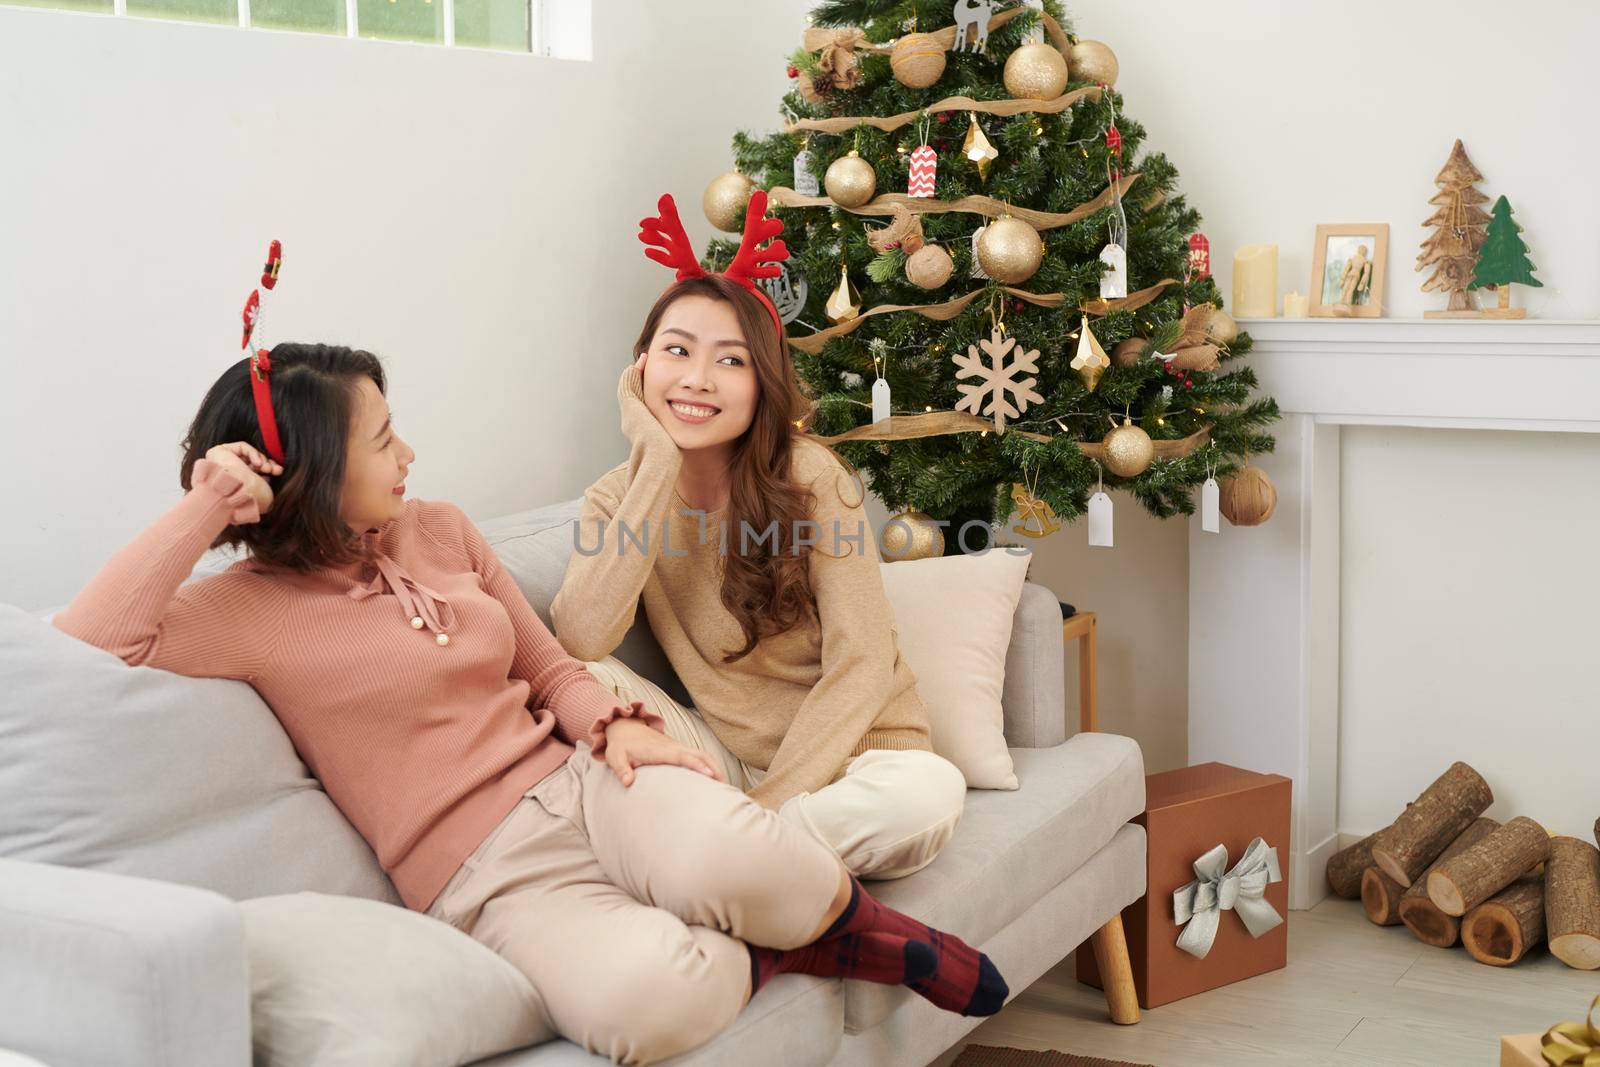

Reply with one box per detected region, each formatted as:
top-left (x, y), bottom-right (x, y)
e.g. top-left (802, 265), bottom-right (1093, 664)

top-left (53, 240), bottom-right (1006, 1065)
top-left (552, 191), bottom-right (969, 886)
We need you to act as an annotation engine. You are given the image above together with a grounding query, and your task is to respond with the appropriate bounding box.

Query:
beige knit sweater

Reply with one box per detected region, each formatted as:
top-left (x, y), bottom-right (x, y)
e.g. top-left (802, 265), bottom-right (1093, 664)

top-left (552, 366), bottom-right (931, 808)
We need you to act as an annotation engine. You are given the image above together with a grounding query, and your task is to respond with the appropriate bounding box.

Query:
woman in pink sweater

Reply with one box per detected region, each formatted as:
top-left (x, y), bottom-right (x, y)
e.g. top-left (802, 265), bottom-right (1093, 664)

top-left (53, 342), bottom-right (1006, 1065)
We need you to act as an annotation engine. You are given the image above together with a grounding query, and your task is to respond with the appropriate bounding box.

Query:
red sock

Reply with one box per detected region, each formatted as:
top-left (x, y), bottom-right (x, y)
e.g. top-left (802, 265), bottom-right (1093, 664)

top-left (825, 877), bottom-right (1009, 1017)
top-left (749, 932), bottom-right (934, 994)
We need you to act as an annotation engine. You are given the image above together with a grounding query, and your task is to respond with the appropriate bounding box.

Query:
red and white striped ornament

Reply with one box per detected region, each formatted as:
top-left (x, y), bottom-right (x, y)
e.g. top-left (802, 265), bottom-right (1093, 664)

top-left (908, 144), bottom-right (937, 197)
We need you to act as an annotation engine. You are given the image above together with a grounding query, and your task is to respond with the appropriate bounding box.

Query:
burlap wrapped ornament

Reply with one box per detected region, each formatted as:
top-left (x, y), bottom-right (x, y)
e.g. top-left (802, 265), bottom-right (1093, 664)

top-left (880, 510), bottom-right (944, 561)
top-left (1102, 422), bottom-right (1154, 478)
top-left (796, 68), bottom-right (826, 105)
top-left (976, 216), bottom-right (1043, 284)
top-left (1169, 344), bottom-right (1221, 372)
top-left (890, 32), bottom-right (947, 89)
top-left (1112, 336), bottom-right (1147, 367)
top-left (867, 204), bottom-right (925, 255)
top-left (825, 150), bottom-right (877, 208)
top-left (906, 245), bottom-right (954, 289)
top-left (1068, 39), bottom-right (1119, 86)
top-left (1220, 464), bottom-right (1277, 526)
top-left (1207, 309), bottom-right (1240, 346)
top-left (1003, 41), bottom-right (1069, 100)
top-left (703, 171), bottom-right (754, 233)
top-left (803, 26), bottom-right (866, 91)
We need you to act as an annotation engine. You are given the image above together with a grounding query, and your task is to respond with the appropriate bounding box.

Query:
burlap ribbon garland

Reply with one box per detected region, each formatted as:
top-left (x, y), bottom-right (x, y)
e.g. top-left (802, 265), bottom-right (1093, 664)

top-left (786, 85), bottom-right (1104, 136)
top-left (768, 171), bottom-right (1140, 230)
top-left (1543, 996), bottom-right (1600, 1066)
top-left (810, 414), bottom-right (1211, 460)
top-left (1172, 837), bottom-right (1285, 960)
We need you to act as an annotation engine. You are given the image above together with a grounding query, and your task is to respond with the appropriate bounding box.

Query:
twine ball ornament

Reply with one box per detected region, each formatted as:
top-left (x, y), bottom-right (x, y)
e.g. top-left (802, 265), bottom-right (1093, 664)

top-left (880, 510), bottom-right (945, 561)
top-left (1102, 422), bottom-right (1154, 478)
top-left (1112, 337), bottom-right (1147, 367)
top-left (702, 172), bottom-right (755, 233)
top-left (1068, 39), bottom-right (1119, 86)
top-left (1003, 42), bottom-right (1070, 100)
top-left (1207, 309), bottom-right (1240, 346)
top-left (906, 244), bottom-right (954, 289)
top-left (1220, 464), bottom-right (1278, 527)
top-left (825, 150), bottom-right (877, 208)
top-left (890, 32), bottom-right (947, 88)
top-left (977, 216), bottom-right (1044, 284)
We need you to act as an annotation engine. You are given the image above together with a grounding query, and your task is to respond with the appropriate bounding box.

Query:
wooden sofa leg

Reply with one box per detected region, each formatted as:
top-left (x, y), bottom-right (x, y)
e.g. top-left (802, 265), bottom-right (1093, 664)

top-left (1089, 914), bottom-right (1140, 1025)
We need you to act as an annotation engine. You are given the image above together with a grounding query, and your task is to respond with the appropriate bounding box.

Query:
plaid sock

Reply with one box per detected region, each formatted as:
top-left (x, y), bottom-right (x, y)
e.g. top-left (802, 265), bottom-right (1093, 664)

top-left (827, 876), bottom-right (1009, 1017)
top-left (748, 932), bottom-right (934, 995)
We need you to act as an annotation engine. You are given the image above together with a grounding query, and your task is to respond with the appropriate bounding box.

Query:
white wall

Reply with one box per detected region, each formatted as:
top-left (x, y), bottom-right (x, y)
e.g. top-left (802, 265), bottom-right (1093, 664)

top-left (0, 0), bottom-right (812, 610)
top-left (1338, 427), bottom-right (1600, 840)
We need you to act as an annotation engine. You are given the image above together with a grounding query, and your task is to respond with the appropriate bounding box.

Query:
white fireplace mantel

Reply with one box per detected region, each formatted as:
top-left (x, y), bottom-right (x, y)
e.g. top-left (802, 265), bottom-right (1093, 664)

top-left (1187, 317), bottom-right (1600, 910)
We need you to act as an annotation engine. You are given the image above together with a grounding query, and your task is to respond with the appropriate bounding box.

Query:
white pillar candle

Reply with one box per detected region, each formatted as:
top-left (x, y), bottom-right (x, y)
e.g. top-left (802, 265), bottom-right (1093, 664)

top-left (1283, 291), bottom-right (1309, 318)
top-left (1232, 244), bottom-right (1278, 318)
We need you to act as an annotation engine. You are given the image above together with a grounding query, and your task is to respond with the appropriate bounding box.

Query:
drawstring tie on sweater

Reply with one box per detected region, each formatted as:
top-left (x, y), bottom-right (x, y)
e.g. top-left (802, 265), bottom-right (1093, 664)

top-left (348, 554), bottom-right (456, 646)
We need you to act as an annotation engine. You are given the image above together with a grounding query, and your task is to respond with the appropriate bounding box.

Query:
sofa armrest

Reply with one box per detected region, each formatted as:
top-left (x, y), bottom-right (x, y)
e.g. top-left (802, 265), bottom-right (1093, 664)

top-left (1001, 581), bottom-right (1068, 750)
top-left (0, 858), bottom-right (251, 1067)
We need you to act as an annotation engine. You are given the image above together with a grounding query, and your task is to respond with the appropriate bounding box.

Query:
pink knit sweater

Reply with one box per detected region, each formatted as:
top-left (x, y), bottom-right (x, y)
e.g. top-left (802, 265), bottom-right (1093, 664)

top-left (52, 459), bottom-right (662, 911)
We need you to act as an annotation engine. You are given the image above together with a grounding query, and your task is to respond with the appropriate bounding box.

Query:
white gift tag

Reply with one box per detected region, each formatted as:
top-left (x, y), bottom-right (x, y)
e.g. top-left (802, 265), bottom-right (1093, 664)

top-left (871, 376), bottom-right (892, 423)
top-left (1088, 491), bottom-right (1113, 547)
top-left (1098, 242), bottom-right (1128, 299)
top-left (1201, 477), bottom-right (1220, 533)
top-left (970, 226), bottom-right (990, 279)
top-left (793, 149), bottom-right (820, 196)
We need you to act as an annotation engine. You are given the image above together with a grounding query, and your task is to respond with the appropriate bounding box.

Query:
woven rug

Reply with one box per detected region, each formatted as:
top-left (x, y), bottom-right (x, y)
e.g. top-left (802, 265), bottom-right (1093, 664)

top-left (952, 1046), bottom-right (1158, 1067)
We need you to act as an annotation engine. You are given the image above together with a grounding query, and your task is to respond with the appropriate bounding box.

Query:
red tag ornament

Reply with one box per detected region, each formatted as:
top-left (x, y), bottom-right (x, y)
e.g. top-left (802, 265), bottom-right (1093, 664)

top-left (1187, 233), bottom-right (1211, 281)
top-left (908, 145), bottom-right (937, 197)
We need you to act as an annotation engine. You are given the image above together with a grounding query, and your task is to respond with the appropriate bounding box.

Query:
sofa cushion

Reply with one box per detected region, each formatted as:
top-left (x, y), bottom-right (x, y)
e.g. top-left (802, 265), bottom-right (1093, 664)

top-left (843, 732), bottom-right (1144, 1032)
top-left (476, 499), bottom-right (691, 707)
top-left (243, 893), bottom-right (551, 1067)
top-left (0, 604), bottom-right (398, 904)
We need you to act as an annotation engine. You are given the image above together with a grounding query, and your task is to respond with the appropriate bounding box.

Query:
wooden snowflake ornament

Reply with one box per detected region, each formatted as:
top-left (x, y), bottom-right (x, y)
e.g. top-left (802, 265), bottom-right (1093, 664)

top-left (954, 327), bottom-right (1044, 432)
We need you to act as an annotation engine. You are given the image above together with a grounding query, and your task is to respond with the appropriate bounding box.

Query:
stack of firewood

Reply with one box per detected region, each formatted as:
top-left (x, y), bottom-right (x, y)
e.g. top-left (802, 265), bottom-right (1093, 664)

top-left (1326, 762), bottom-right (1600, 970)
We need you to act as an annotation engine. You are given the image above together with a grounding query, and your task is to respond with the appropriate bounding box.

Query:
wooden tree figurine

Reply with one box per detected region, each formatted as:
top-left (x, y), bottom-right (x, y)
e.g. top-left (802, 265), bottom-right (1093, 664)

top-left (1418, 139), bottom-right (1491, 318)
top-left (1469, 195), bottom-right (1542, 319)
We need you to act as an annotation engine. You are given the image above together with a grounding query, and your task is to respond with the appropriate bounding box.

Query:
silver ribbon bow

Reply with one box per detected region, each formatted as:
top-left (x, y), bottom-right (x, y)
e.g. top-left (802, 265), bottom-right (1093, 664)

top-left (1171, 836), bottom-right (1284, 959)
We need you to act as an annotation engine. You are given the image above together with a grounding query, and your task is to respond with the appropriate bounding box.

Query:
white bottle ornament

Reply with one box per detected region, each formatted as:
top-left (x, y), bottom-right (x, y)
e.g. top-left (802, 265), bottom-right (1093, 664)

top-left (793, 145), bottom-right (820, 197)
top-left (1098, 242), bottom-right (1128, 299)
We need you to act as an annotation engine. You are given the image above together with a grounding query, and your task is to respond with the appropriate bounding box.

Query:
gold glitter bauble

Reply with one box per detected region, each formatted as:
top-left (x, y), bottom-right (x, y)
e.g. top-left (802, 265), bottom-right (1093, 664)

top-left (1102, 422), bottom-right (1154, 478)
top-left (976, 216), bottom-right (1043, 284)
top-left (905, 244), bottom-right (954, 289)
top-left (890, 32), bottom-right (947, 89)
top-left (702, 172), bottom-right (754, 233)
top-left (1221, 465), bottom-right (1277, 527)
top-left (1112, 337), bottom-right (1147, 367)
top-left (1207, 309), bottom-right (1240, 346)
top-left (880, 510), bottom-right (944, 561)
top-left (1068, 39), bottom-right (1119, 86)
top-left (824, 150), bottom-right (877, 208)
top-left (1003, 42), bottom-right (1069, 100)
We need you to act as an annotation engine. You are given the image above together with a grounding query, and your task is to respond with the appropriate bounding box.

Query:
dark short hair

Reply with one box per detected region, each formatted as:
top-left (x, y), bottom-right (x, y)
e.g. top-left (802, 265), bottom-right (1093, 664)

top-left (180, 343), bottom-right (386, 571)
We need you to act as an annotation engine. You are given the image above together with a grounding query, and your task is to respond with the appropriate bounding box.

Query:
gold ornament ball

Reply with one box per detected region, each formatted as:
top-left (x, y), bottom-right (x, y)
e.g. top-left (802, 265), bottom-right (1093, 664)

top-left (905, 245), bottom-right (954, 289)
top-left (825, 150), bottom-right (877, 208)
top-left (976, 216), bottom-right (1043, 284)
top-left (1112, 337), bottom-right (1147, 367)
top-left (702, 172), bottom-right (754, 233)
top-left (1102, 423), bottom-right (1155, 478)
top-left (1003, 42), bottom-right (1070, 100)
top-left (1207, 309), bottom-right (1240, 346)
top-left (880, 510), bottom-right (945, 561)
top-left (1068, 39), bottom-right (1119, 86)
top-left (1220, 465), bottom-right (1278, 527)
top-left (890, 32), bottom-right (947, 89)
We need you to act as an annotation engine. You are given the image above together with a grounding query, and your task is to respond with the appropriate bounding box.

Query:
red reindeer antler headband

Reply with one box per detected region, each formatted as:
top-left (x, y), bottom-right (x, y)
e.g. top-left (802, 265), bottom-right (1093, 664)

top-left (240, 239), bottom-right (286, 464)
top-left (637, 190), bottom-right (790, 340)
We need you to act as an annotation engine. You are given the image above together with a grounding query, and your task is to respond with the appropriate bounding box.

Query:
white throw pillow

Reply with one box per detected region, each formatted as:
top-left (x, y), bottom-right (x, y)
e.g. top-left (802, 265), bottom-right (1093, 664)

top-left (242, 893), bottom-right (552, 1067)
top-left (878, 547), bottom-right (1032, 789)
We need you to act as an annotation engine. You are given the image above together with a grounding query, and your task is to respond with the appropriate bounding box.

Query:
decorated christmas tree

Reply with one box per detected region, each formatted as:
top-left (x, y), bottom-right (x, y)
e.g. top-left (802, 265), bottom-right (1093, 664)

top-left (701, 0), bottom-right (1278, 551)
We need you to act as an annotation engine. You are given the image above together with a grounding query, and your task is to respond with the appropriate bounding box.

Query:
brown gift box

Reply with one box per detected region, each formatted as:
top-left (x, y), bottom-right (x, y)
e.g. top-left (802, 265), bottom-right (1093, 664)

top-left (1078, 762), bottom-right (1292, 1008)
top-left (1499, 1033), bottom-right (1543, 1067)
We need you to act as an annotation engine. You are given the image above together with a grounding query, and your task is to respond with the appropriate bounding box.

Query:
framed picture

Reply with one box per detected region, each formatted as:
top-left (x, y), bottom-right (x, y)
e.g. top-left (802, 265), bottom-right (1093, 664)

top-left (1310, 223), bottom-right (1389, 318)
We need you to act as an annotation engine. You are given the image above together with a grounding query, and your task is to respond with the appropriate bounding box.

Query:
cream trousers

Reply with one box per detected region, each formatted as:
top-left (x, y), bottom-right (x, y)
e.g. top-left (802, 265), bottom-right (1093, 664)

top-left (582, 655), bottom-right (966, 880)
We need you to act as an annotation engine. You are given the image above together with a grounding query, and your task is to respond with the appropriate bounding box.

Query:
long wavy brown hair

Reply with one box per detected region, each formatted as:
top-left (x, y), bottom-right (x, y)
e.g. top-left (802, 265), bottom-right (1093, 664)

top-left (634, 274), bottom-right (855, 663)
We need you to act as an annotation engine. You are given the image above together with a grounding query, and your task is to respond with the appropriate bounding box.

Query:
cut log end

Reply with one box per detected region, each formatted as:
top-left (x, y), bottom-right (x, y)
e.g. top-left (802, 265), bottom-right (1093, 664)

top-left (1549, 933), bottom-right (1600, 971)
top-left (1361, 867), bottom-right (1406, 926)
top-left (1462, 882), bottom-right (1545, 967)
top-left (1547, 835), bottom-right (1600, 971)
top-left (1398, 896), bottom-right (1461, 948)
top-left (1371, 850), bottom-right (1413, 888)
top-left (1427, 870), bottom-right (1468, 917)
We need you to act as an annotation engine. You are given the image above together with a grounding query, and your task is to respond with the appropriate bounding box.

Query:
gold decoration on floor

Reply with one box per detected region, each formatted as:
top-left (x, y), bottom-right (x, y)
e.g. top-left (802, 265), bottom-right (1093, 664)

top-left (824, 262), bottom-right (862, 324)
top-left (703, 171), bottom-right (754, 233)
top-left (1070, 316), bottom-right (1111, 391)
top-left (824, 150), bottom-right (877, 208)
top-left (880, 509), bottom-right (945, 561)
top-left (976, 215), bottom-right (1043, 284)
top-left (1102, 419), bottom-right (1154, 478)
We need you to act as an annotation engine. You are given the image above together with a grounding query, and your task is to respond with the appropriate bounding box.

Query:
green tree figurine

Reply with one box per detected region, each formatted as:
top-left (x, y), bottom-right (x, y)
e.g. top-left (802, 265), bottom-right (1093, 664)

top-left (1468, 195), bottom-right (1541, 319)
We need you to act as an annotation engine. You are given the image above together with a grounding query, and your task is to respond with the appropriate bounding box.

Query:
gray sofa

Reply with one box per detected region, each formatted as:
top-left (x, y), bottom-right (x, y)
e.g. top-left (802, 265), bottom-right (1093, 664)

top-left (0, 497), bottom-right (1147, 1067)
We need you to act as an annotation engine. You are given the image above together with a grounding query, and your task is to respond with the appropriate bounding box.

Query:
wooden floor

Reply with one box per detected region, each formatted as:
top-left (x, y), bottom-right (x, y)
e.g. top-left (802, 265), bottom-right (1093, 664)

top-left (931, 896), bottom-right (1596, 1066)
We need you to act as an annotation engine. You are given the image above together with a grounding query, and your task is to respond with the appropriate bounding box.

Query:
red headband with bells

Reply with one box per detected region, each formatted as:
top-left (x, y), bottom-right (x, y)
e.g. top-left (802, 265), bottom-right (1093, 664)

top-left (637, 190), bottom-right (790, 340)
top-left (240, 240), bottom-right (286, 464)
